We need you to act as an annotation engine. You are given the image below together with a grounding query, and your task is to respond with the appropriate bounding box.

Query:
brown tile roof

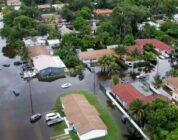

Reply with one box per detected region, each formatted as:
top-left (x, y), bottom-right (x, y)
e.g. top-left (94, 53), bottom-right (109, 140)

top-left (79, 49), bottom-right (115, 60)
top-left (135, 39), bottom-right (172, 51)
top-left (61, 94), bottom-right (107, 135)
top-left (28, 45), bottom-right (50, 57)
top-left (165, 77), bottom-right (178, 89)
top-left (94, 9), bottom-right (113, 15)
top-left (127, 45), bottom-right (143, 54)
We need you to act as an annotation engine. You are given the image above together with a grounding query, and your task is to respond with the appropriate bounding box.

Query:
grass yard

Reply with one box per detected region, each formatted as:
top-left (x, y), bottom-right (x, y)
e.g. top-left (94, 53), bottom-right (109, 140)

top-left (52, 90), bottom-right (120, 140)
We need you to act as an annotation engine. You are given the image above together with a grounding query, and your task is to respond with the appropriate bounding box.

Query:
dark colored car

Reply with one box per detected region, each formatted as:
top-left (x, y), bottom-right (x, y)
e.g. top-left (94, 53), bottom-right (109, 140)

top-left (12, 90), bottom-right (20, 96)
top-left (30, 113), bottom-right (42, 123)
top-left (14, 61), bottom-right (22, 66)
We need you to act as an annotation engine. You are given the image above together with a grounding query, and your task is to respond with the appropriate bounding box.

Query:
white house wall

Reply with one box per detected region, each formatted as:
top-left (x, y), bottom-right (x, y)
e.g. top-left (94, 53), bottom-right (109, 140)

top-left (78, 129), bottom-right (107, 140)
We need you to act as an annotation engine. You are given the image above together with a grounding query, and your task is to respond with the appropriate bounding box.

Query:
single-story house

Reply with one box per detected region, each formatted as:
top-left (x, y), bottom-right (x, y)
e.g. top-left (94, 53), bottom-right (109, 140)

top-left (78, 49), bottom-right (116, 64)
top-left (47, 39), bottom-right (60, 48)
top-left (7, 0), bottom-right (21, 6)
top-left (41, 14), bottom-right (61, 24)
top-left (32, 55), bottom-right (66, 76)
top-left (165, 77), bottom-right (178, 101)
top-left (28, 45), bottom-right (50, 57)
top-left (61, 94), bottom-right (107, 140)
top-left (112, 83), bottom-right (167, 107)
top-left (37, 4), bottom-right (51, 9)
top-left (94, 9), bottom-right (113, 15)
top-left (127, 39), bottom-right (172, 54)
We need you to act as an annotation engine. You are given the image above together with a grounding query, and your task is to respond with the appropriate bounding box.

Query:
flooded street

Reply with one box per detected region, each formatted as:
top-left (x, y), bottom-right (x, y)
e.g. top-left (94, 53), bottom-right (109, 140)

top-left (0, 34), bottom-right (140, 140)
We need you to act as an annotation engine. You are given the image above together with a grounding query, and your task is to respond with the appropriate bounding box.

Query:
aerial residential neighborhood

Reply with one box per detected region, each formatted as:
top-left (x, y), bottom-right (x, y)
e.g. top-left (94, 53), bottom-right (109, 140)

top-left (1, 0), bottom-right (178, 140)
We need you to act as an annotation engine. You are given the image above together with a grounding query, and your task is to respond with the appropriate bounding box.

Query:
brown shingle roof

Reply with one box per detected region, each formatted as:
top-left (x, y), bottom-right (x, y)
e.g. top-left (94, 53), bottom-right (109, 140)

top-left (61, 94), bottom-right (107, 135)
top-left (79, 49), bottom-right (115, 60)
top-left (165, 77), bottom-right (178, 89)
top-left (28, 45), bottom-right (50, 57)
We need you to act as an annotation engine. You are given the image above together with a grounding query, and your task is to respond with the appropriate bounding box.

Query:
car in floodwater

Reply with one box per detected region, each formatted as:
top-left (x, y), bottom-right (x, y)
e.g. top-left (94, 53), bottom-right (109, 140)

top-left (30, 113), bottom-right (42, 123)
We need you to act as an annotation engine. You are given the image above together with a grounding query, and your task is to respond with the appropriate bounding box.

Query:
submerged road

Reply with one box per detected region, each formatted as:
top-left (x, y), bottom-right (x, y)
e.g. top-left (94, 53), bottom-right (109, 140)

top-left (0, 36), bottom-right (140, 140)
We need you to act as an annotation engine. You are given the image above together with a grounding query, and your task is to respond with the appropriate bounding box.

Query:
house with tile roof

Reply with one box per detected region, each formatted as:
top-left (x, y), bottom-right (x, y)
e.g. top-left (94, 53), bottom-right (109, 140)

top-left (94, 9), bottom-right (113, 15)
top-left (127, 39), bottom-right (172, 54)
top-left (61, 94), bottom-right (107, 140)
top-left (78, 49), bottom-right (116, 64)
top-left (112, 83), bottom-right (168, 107)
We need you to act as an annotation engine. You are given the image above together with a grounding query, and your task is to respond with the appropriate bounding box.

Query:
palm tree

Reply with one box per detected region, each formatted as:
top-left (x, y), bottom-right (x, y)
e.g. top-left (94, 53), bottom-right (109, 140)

top-left (129, 99), bottom-right (145, 127)
top-left (108, 62), bottom-right (120, 76)
top-left (152, 74), bottom-right (162, 89)
top-left (97, 55), bottom-right (115, 72)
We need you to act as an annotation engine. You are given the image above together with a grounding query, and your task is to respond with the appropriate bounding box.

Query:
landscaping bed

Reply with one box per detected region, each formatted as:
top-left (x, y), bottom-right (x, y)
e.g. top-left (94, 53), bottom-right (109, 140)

top-left (52, 90), bottom-right (120, 140)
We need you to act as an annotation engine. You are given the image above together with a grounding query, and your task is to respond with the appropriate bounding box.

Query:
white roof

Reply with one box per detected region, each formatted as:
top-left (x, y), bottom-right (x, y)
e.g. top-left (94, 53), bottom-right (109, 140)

top-left (138, 21), bottom-right (160, 30)
top-left (59, 25), bottom-right (73, 36)
top-left (32, 55), bottom-right (66, 71)
top-left (174, 14), bottom-right (178, 20)
top-left (47, 39), bottom-right (60, 46)
top-left (107, 44), bottom-right (118, 49)
top-left (23, 35), bottom-right (48, 47)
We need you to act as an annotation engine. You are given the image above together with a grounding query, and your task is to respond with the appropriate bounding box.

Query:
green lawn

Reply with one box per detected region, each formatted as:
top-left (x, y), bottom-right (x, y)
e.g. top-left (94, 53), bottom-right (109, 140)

top-left (52, 90), bottom-right (120, 140)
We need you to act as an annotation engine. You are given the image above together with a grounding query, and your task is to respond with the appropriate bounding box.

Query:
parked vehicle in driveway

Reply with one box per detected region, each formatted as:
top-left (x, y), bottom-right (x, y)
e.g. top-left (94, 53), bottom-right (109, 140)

top-left (61, 83), bottom-right (72, 88)
top-left (136, 73), bottom-right (147, 79)
top-left (45, 112), bottom-right (61, 121)
top-left (162, 53), bottom-right (169, 58)
top-left (121, 79), bottom-right (129, 83)
top-left (47, 117), bottom-right (63, 126)
top-left (30, 113), bottom-right (42, 123)
top-left (159, 55), bottom-right (166, 59)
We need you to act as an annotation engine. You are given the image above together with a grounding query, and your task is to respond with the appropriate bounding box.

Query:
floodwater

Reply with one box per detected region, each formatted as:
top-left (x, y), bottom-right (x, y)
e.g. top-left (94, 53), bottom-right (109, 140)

top-left (0, 35), bottom-right (142, 140)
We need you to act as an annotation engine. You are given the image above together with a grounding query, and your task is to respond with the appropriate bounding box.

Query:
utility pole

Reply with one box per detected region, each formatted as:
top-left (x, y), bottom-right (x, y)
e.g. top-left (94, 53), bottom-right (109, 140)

top-left (93, 65), bottom-right (96, 95)
top-left (156, 57), bottom-right (159, 75)
top-left (27, 78), bottom-right (34, 115)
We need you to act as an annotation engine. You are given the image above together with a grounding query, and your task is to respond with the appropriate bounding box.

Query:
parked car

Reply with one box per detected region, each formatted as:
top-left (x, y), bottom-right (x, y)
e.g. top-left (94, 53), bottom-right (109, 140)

top-left (47, 118), bottom-right (63, 126)
top-left (45, 112), bottom-right (61, 121)
top-left (61, 83), bottom-right (72, 88)
top-left (30, 113), bottom-right (42, 123)
top-left (162, 53), bottom-right (169, 58)
top-left (159, 55), bottom-right (166, 59)
top-left (121, 79), bottom-right (129, 83)
top-left (136, 73), bottom-right (147, 79)
top-left (14, 61), bottom-right (22, 66)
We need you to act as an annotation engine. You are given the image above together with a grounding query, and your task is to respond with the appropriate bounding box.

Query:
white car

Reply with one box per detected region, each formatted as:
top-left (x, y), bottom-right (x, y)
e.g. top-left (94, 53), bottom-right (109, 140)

top-left (61, 83), bottom-right (72, 88)
top-left (136, 73), bottom-right (146, 79)
top-left (47, 118), bottom-right (63, 126)
top-left (45, 112), bottom-right (61, 121)
top-left (162, 53), bottom-right (169, 58)
top-left (159, 55), bottom-right (166, 59)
